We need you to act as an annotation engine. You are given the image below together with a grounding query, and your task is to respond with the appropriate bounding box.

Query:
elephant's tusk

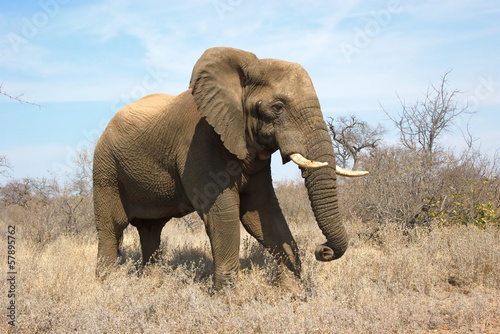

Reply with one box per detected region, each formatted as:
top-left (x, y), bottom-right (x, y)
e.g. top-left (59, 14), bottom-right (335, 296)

top-left (335, 165), bottom-right (369, 177)
top-left (289, 153), bottom-right (369, 176)
top-left (289, 153), bottom-right (328, 168)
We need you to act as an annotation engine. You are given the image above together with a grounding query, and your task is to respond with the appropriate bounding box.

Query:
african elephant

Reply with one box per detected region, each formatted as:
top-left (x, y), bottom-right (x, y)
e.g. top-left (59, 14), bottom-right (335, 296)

top-left (93, 47), bottom-right (367, 289)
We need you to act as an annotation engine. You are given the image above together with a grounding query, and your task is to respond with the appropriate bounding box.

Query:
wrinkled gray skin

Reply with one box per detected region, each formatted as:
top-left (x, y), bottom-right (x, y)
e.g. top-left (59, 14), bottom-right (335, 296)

top-left (94, 47), bottom-right (349, 290)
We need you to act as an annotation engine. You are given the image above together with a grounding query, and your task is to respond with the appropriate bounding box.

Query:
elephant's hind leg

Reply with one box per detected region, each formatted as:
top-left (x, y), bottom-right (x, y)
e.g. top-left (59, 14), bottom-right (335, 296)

top-left (134, 218), bottom-right (168, 266)
top-left (94, 186), bottom-right (128, 278)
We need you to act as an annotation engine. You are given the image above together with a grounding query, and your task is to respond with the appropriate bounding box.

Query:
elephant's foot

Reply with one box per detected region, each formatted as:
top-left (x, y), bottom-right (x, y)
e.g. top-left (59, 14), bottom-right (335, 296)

top-left (275, 242), bottom-right (302, 279)
top-left (141, 265), bottom-right (165, 287)
top-left (95, 259), bottom-right (115, 281)
top-left (213, 271), bottom-right (238, 291)
top-left (276, 264), bottom-right (303, 295)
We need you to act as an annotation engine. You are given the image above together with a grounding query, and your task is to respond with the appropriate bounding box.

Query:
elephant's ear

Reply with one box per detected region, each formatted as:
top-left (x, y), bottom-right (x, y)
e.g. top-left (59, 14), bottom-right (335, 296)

top-left (189, 47), bottom-right (260, 160)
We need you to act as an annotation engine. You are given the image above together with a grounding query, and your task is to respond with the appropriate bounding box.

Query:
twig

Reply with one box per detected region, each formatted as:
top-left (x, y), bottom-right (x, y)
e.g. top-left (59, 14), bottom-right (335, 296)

top-left (0, 84), bottom-right (41, 107)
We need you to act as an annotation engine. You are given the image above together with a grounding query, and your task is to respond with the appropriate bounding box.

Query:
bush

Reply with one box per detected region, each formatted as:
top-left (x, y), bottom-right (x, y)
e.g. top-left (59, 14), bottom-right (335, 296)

top-left (0, 147), bottom-right (95, 243)
top-left (339, 145), bottom-right (500, 229)
top-left (0, 177), bottom-right (94, 243)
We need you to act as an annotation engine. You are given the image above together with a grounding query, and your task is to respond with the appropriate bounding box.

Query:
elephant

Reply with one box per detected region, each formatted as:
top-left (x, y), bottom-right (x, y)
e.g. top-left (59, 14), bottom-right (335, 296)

top-left (93, 47), bottom-right (368, 290)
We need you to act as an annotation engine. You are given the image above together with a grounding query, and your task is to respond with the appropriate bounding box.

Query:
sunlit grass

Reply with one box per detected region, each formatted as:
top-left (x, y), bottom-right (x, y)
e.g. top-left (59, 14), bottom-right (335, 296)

top-left (3, 219), bottom-right (499, 333)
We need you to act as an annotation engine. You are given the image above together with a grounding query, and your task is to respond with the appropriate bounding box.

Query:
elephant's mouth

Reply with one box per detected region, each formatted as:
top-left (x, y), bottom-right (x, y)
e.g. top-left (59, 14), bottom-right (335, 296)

top-left (246, 135), bottom-right (274, 161)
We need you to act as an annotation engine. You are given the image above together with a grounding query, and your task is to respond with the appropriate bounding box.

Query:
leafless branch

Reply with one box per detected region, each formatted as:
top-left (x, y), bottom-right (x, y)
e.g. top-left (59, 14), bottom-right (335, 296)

top-left (0, 155), bottom-right (13, 178)
top-left (459, 117), bottom-right (479, 155)
top-left (0, 83), bottom-right (41, 107)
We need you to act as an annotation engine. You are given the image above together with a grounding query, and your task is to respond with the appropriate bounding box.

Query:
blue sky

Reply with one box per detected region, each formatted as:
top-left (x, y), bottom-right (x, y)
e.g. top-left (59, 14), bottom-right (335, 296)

top-left (1, 0), bottom-right (499, 182)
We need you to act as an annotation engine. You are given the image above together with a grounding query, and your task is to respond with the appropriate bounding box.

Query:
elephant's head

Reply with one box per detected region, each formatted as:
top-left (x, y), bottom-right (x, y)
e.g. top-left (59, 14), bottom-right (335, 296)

top-left (190, 47), bottom-right (367, 261)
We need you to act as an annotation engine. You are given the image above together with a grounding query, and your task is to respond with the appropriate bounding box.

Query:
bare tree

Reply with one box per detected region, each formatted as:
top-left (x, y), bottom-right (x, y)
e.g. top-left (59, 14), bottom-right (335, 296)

top-left (0, 155), bottom-right (12, 178)
top-left (70, 146), bottom-right (93, 196)
top-left (383, 70), bottom-right (472, 154)
top-left (328, 115), bottom-right (385, 169)
top-left (0, 178), bottom-right (33, 207)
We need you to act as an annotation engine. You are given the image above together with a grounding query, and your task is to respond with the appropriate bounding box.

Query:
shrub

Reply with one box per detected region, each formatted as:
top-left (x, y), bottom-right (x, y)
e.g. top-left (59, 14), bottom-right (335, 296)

top-left (0, 177), bottom-right (94, 243)
top-left (338, 145), bottom-right (500, 229)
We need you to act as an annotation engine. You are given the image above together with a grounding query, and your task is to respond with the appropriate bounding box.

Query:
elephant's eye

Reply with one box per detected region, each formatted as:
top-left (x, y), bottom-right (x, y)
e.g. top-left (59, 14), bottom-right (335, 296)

top-left (272, 104), bottom-right (284, 113)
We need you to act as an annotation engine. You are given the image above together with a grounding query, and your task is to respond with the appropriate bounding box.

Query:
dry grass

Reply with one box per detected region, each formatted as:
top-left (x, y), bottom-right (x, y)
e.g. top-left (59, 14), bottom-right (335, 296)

top-left (2, 218), bottom-right (499, 333)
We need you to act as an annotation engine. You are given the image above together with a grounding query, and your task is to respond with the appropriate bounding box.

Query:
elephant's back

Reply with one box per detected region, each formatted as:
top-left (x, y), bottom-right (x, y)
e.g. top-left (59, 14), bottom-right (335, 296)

top-left (129, 93), bottom-right (175, 111)
top-left (98, 94), bottom-right (176, 149)
top-left (112, 93), bottom-right (175, 129)
top-left (96, 91), bottom-right (200, 163)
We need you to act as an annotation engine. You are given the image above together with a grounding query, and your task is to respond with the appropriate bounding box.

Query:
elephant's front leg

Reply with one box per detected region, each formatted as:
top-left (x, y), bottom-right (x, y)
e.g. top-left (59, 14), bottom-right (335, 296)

top-left (239, 168), bottom-right (301, 278)
top-left (200, 189), bottom-right (241, 290)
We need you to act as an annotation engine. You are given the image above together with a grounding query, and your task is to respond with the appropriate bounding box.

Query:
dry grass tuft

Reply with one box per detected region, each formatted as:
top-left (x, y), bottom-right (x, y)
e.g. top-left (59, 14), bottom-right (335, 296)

top-left (2, 218), bottom-right (499, 333)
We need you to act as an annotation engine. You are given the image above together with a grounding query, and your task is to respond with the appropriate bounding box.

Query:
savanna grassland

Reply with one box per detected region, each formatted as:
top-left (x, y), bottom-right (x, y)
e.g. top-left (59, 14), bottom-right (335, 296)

top-left (1, 179), bottom-right (499, 333)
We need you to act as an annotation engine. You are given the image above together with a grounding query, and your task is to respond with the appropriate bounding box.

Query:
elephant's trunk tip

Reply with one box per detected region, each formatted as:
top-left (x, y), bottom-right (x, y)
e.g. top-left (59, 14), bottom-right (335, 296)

top-left (314, 243), bottom-right (346, 262)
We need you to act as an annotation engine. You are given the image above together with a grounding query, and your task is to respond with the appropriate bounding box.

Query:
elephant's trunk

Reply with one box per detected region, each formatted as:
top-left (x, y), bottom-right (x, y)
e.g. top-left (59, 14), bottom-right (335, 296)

top-left (275, 95), bottom-right (352, 262)
top-left (301, 117), bottom-right (349, 261)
